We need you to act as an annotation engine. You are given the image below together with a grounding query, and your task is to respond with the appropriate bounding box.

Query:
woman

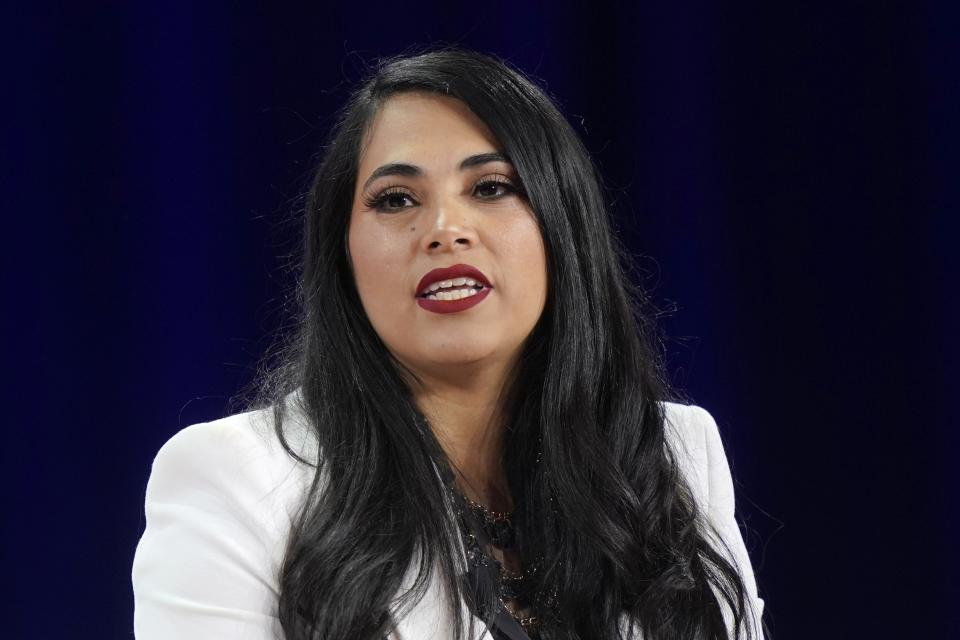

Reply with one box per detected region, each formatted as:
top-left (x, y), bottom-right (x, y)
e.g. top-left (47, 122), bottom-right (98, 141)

top-left (132, 48), bottom-right (766, 640)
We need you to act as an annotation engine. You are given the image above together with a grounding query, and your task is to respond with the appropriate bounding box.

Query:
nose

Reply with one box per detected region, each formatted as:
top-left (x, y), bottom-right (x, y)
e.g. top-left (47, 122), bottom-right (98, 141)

top-left (419, 203), bottom-right (480, 254)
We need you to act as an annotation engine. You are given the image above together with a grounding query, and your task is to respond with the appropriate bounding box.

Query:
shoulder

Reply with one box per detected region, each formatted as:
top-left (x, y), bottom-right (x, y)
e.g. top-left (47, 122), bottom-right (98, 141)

top-left (143, 398), bottom-right (317, 537)
top-left (132, 397), bottom-right (318, 637)
top-left (149, 401), bottom-right (312, 478)
top-left (659, 401), bottom-right (765, 634)
top-left (659, 401), bottom-right (732, 520)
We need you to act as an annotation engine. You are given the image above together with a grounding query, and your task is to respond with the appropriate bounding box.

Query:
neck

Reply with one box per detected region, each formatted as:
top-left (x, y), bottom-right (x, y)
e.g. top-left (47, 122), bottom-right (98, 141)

top-left (408, 361), bottom-right (517, 513)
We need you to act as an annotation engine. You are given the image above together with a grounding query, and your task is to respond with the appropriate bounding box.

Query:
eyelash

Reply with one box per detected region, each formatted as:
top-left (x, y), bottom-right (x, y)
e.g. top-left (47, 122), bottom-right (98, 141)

top-left (362, 175), bottom-right (524, 213)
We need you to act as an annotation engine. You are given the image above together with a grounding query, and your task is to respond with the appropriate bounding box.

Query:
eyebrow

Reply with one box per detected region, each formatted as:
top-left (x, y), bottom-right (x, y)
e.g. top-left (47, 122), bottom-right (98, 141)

top-left (360, 152), bottom-right (512, 193)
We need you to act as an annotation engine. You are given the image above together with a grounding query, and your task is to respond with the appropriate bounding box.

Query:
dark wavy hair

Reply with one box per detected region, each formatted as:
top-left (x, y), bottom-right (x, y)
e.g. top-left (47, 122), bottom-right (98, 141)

top-left (252, 47), bottom-right (760, 640)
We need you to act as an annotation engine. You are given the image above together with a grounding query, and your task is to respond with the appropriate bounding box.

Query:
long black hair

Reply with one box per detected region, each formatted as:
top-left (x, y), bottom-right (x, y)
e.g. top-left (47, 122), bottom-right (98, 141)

top-left (251, 47), bottom-right (760, 640)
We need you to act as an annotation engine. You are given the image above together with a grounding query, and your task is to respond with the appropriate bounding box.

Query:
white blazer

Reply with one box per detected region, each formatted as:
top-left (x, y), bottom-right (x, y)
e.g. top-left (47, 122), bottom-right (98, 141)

top-left (131, 398), bottom-right (765, 639)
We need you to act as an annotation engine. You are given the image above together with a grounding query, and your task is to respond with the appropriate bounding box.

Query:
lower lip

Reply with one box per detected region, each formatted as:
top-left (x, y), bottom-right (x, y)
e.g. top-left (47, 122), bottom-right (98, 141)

top-left (416, 287), bottom-right (492, 314)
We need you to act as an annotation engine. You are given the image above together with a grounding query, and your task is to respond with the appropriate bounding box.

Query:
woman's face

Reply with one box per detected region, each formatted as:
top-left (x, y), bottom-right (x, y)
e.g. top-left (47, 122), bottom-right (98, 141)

top-left (348, 92), bottom-right (548, 382)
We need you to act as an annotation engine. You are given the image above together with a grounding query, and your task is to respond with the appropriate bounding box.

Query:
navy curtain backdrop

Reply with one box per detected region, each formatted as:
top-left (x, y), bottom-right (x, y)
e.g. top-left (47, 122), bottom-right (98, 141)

top-left (4, 1), bottom-right (958, 638)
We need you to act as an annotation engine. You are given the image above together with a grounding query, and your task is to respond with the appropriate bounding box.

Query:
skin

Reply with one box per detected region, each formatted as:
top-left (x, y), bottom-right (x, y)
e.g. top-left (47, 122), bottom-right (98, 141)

top-left (347, 92), bottom-right (549, 516)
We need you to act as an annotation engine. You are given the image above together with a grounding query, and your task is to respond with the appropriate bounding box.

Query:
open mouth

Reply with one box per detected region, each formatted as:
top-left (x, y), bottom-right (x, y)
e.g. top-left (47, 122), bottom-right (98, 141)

top-left (415, 264), bottom-right (493, 304)
top-left (418, 282), bottom-right (486, 300)
top-left (416, 283), bottom-right (492, 314)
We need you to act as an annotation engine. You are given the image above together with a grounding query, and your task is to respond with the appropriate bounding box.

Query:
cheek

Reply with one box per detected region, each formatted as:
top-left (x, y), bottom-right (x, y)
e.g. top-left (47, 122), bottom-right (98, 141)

top-left (513, 218), bottom-right (548, 277)
top-left (347, 223), bottom-right (382, 306)
top-left (348, 220), bottom-right (397, 307)
top-left (498, 216), bottom-right (549, 311)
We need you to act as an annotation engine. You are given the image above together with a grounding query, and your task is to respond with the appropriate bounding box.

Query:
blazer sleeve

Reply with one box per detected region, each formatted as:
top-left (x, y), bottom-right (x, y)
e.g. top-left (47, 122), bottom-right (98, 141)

top-left (693, 405), bottom-right (766, 639)
top-left (132, 419), bottom-right (287, 640)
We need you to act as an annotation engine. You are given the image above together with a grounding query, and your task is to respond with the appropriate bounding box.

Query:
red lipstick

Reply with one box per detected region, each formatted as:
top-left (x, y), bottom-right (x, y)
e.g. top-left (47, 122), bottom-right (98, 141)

top-left (415, 263), bottom-right (493, 315)
top-left (415, 264), bottom-right (492, 297)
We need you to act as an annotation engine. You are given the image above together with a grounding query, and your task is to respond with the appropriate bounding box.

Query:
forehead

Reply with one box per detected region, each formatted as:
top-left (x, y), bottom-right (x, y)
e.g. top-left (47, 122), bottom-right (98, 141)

top-left (358, 92), bottom-right (501, 170)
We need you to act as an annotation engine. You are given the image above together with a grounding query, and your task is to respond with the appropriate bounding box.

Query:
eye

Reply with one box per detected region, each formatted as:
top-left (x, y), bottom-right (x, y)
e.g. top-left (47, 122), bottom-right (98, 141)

top-left (363, 187), bottom-right (418, 213)
top-left (474, 175), bottom-right (522, 199)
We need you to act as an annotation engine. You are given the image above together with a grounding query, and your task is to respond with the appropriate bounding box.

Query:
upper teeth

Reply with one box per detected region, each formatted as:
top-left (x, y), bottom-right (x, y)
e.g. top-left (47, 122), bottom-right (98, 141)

top-left (424, 277), bottom-right (478, 294)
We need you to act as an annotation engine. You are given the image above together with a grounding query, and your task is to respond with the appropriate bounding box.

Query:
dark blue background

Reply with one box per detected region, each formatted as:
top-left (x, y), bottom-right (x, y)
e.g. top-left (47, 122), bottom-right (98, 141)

top-left (4, 2), bottom-right (958, 638)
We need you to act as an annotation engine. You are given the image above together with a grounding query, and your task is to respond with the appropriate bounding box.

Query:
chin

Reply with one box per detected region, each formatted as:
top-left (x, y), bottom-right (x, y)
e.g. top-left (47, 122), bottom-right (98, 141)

top-left (422, 347), bottom-right (496, 365)
top-left (399, 340), bottom-right (507, 371)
